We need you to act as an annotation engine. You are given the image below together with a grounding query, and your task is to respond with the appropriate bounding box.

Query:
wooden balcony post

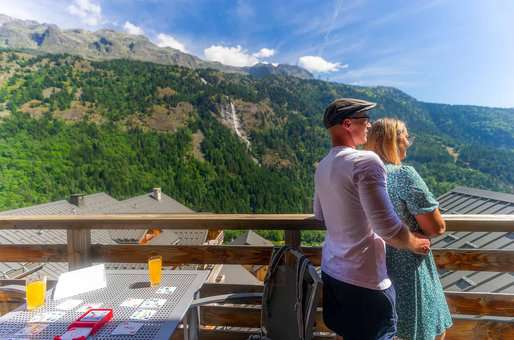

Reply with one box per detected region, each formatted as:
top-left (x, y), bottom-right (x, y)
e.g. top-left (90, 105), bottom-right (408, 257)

top-left (67, 228), bottom-right (92, 270)
top-left (285, 230), bottom-right (301, 265)
top-left (284, 230), bottom-right (301, 249)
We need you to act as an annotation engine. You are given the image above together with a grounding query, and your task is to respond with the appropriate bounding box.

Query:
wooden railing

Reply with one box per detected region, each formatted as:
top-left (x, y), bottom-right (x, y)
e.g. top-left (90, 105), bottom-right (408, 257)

top-left (0, 214), bottom-right (513, 339)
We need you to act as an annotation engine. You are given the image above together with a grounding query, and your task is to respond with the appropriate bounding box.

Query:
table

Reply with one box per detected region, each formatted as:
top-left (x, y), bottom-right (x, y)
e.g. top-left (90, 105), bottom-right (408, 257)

top-left (0, 270), bottom-right (209, 339)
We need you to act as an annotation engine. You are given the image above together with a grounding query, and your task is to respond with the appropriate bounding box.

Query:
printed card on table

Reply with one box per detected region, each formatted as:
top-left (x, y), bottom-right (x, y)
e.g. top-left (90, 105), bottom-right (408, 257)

top-left (111, 321), bottom-right (144, 336)
top-left (76, 302), bottom-right (103, 314)
top-left (29, 311), bottom-right (65, 323)
top-left (140, 298), bottom-right (166, 309)
top-left (13, 323), bottom-right (48, 336)
top-left (130, 309), bottom-right (157, 321)
top-left (120, 298), bottom-right (144, 308)
top-left (156, 286), bottom-right (176, 295)
top-left (80, 309), bottom-right (110, 322)
top-left (55, 299), bottom-right (83, 310)
top-left (59, 327), bottom-right (92, 340)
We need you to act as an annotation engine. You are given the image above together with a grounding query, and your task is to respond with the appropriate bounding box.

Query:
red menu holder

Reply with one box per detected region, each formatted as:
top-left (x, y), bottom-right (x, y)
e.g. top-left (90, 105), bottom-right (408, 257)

top-left (54, 309), bottom-right (113, 340)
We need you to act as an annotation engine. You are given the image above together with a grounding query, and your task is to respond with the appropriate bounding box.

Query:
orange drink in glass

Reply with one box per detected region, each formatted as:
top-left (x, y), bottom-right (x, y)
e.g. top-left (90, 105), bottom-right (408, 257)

top-left (148, 255), bottom-right (162, 287)
top-left (26, 275), bottom-right (47, 310)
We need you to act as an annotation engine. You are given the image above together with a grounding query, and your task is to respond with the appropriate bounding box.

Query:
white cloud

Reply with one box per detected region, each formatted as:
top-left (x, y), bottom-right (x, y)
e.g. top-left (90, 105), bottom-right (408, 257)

top-left (298, 56), bottom-right (347, 73)
top-left (123, 21), bottom-right (144, 35)
top-left (155, 33), bottom-right (188, 53)
top-left (67, 0), bottom-right (102, 26)
top-left (204, 45), bottom-right (259, 67)
top-left (253, 48), bottom-right (275, 58)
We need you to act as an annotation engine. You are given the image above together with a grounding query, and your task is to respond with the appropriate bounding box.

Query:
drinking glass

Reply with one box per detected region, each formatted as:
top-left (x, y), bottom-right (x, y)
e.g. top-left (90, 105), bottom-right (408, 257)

top-left (148, 255), bottom-right (162, 287)
top-left (26, 275), bottom-right (47, 310)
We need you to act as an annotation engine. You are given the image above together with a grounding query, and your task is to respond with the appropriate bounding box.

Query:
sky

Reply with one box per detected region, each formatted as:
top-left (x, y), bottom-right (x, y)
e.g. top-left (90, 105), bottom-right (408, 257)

top-left (1, 0), bottom-right (513, 108)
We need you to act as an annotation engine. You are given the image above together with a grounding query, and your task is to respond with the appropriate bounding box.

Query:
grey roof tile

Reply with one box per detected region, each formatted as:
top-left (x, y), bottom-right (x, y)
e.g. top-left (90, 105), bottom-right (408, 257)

top-left (230, 230), bottom-right (273, 246)
top-left (0, 190), bottom-right (209, 279)
top-left (217, 265), bottom-right (263, 285)
top-left (435, 186), bottom-right (514, 294)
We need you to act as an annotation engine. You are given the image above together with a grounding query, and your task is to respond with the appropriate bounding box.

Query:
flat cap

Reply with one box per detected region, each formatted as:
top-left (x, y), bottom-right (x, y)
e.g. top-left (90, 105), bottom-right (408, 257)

top-left (323, 98), bottom-right (377, 128)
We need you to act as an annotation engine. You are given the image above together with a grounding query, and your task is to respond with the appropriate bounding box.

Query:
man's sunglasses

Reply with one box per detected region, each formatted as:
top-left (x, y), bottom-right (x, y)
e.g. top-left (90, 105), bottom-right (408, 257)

top-left (348, 115), bottom-right (372, 124)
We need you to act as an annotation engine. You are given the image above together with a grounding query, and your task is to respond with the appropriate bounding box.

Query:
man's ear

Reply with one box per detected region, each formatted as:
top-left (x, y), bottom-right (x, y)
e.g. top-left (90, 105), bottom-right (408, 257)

top-left (342, 119), bottom-right (351, 128)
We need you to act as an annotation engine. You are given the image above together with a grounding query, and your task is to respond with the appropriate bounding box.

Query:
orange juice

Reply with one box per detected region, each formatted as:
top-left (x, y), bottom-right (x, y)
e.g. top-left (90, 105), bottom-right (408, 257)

top-left (26, 279), bottom-right (46, 310)
top-left (148, 256), bottom-right (162, 287)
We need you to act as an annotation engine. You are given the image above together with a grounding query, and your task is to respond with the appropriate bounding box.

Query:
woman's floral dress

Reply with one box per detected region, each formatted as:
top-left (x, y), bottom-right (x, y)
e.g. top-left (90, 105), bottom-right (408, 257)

top-left (384, 164), bottom-right (452, 340)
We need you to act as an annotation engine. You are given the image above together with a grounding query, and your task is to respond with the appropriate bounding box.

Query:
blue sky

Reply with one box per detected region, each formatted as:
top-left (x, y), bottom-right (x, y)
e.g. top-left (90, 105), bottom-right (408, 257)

top-left (2, 0), bottom-right (514, 107)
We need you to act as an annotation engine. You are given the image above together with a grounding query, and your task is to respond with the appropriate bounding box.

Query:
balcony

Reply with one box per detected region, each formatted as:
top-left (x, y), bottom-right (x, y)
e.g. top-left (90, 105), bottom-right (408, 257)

top-left (0, 214), bottom-right (512, 339)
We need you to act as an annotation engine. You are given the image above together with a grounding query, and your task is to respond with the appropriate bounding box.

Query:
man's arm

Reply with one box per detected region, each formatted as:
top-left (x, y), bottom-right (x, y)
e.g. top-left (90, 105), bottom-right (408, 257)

top-left (313, 189), bottom-right (324, 221)
top-left (355, 155), bottom-right (430, 255)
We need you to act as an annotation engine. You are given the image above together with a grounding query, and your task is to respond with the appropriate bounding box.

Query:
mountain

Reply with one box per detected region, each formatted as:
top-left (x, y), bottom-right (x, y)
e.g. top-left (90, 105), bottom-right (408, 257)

top-left (0, 14), bottom-right (313, 79)
top-left (245, 63), bottom-right (313, 79)
top-left (0, 50), bottom-right (512, 222)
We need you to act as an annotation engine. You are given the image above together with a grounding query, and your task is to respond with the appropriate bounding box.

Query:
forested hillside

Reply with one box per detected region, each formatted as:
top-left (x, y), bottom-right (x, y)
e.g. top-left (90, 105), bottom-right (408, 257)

top-left (0, 50), bottom-right (512, 245)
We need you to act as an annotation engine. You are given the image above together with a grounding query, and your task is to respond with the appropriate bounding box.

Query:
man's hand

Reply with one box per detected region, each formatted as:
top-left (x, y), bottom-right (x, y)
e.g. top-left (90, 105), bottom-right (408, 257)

top-left (385, 224), bottom-right (431, 255)
top-left (408, 232), bottom-right (431, 255)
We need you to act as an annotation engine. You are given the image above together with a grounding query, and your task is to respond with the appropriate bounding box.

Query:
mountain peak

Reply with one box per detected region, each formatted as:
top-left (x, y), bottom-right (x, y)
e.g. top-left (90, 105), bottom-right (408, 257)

top-left (245, 62), bottom-right (313, 79)
top-left (0, 14), bottom-right (312, 79)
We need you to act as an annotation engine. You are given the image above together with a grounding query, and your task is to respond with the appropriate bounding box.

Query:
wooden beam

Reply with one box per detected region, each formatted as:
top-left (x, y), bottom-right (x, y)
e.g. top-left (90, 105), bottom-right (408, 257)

top-left (0, 214), bottom-right (324, 230)
top-left (67, 228), bottom-right (91, 270)
top-left (200, 283), bottom-right (263, 297)
top-left (0, 245), bottom-right (67, 262)
top-left (171, 327), bottom-right (335, 340)
top-left (200, 305), bottom-right (331, 333)
top-left (91, 245), bottom-right (275, 265)
top-left (0, 244), bottom-right (512, 273)
top-left (199, 284), bottom-right (514, 321)
top-left (443, 214), bottom-right (514, 232)
top-left (93, 245), bottom-right (514, 273)
top-left (90, 245), bottom-right (322, 265)
top-left (433, 249), bottom-right (514, 272)
top-left (446, 317), bottom-right (514, 340)
top-left (0, 214), bottom-right (511, 232)
top-left (446, 292), bottom-right (514, 317)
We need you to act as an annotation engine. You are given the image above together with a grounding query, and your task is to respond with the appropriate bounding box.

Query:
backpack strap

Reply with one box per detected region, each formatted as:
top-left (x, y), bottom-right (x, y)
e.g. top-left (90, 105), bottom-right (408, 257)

top-left (261, 246), bottom-right (290, 336)
top-left (294, 252), bottom-right (309, 340)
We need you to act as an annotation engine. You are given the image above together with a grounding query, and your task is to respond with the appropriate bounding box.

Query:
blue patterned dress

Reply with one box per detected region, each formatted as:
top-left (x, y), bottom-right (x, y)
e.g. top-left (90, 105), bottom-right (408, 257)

top-left (384, 164), bottom-right (452, 340)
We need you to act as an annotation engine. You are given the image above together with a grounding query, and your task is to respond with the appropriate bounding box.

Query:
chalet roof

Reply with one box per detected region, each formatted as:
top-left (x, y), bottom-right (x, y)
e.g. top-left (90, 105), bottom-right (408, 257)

top-left (437, 186), bottom-right (514, 214)
top-left (108, 191), bottom-right (205, 245)
top-left (0, 190), bottom-right (206, 280)
top-left (112, 192), bottom-right (194, 213)
top-left (433, 186), bottom-right (514, 295)
top-left (0, 193), bottom-right (120, 216)
top-left (216, 264), bottom-right (263, 285)
top-left (230, 230), bottom-right (273, 246)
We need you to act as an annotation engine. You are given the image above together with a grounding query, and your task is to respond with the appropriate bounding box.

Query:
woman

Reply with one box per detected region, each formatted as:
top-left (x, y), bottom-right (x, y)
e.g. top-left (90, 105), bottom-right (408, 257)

top-left (365, 118), bottom-right (452, 340)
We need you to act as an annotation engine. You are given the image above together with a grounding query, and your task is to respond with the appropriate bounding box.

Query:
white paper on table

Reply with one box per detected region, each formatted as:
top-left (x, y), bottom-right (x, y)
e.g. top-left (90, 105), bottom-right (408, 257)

top-left (76, 303), bottom-right (103, 314)
top-left (111, 321), bottom-right (144, 335)
top-left (140, 298), bottom-right (166, 309)
top-left (130, 309), bottom-right (157, 321)
top-left (29, 311), bottom-right (65, 323)
top-left (59, 327), bottom-right (92, 340)
top-left (13, 323), bottom-right (48, 336)
top-left (120, 298), bottom-right (144, 308)
top-left (156, 286), bottom-right (176, 295)
top-left (53, 264), bottom-right (106, 300)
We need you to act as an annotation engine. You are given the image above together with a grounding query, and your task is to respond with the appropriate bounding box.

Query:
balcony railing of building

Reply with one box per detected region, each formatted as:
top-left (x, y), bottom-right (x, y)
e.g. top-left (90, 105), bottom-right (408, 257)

top-left (0, 214), bottom-right (512, 339)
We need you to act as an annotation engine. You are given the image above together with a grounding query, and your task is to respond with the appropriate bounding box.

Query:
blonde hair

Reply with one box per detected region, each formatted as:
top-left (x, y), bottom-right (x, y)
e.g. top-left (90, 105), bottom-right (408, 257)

top-left (365, 118), bottom-right (406, 165)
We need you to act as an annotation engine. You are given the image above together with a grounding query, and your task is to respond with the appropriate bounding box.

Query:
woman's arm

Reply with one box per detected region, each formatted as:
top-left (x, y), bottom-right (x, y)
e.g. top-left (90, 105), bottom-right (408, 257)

top-left (415, 207), bottom-right (446, 237)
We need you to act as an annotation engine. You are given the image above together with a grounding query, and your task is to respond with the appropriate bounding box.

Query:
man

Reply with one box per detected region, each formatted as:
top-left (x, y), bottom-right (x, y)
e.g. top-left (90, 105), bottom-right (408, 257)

top-left (313, 98), bottom-right (430, 340)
